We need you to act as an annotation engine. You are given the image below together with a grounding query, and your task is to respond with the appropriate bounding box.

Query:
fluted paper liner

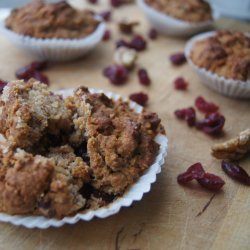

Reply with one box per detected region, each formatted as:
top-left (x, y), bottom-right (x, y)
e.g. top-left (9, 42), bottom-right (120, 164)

top-left (0, 88), bottom-right (168, 229)
top-left (137, 0), bottom-right (219, 37)
top-left (0, 9), bottom-right (106, 62)
top-left (185, 31), bottom-right (250, 98)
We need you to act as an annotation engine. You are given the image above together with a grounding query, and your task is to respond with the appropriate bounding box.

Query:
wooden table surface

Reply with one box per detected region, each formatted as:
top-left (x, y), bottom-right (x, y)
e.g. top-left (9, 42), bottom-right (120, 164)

top-left (0, 1), bottom-right (249, 249)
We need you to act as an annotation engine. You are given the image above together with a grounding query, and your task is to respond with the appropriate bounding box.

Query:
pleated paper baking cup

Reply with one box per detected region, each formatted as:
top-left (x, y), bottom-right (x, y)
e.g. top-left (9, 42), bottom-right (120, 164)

top-left (0, 8), bottom-right (106, 62)
top-left (0, 88), bottom-right (168, 229)
top-left (137, 0), bottom-right (219, 37)
top-left (185, 31), bottom-right (250, 99)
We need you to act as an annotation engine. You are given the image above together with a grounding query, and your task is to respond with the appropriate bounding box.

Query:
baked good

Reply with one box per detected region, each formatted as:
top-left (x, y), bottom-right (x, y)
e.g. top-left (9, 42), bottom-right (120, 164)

top-left (5, 0), bottom-right (99, 39)
top-left (145, 0), bottom-right (212, 22)
top-left (68, 87), bottom-right (161, 194)
top-left (0, 79), bottom-right (72, 151)
top-left (0, 81), bottom-right (163, 218)
top-left (190, 31), bottom-right (250, 81)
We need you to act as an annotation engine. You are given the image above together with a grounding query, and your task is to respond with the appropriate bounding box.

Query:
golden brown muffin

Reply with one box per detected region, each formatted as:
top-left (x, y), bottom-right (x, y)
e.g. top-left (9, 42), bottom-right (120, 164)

top-left (0, 82), bottom-right (163, 218)
top-left (70, 87), bottom-right (161, 194)
top-left (145, 0), bottom-right (212, 22)
top-left (190, 31), bottom-right (250, 81)
top-left (5, 0), bottom-right (100, 39)
top-left (0, 146), bottom-right (90, 218)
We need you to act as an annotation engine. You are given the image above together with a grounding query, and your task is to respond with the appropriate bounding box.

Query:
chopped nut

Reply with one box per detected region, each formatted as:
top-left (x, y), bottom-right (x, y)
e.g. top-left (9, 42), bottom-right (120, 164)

top-left (118, 20), bottom-right (139, 34)
top-left (114, 47), bottom-right (137, 69)
top-left (212, 129), bottom-right (250, 160)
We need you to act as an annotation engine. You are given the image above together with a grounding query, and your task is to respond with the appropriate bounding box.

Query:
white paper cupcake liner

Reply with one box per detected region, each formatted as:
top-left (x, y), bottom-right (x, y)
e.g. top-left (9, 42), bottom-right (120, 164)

top-left (137, 0), bottom-right (219, 37)
top-left (185, 31), bottom-right (250, 99)
top-left (0, 88), bottom-right (168, 229)
top-left (0, 8), bottom-right (106, 62)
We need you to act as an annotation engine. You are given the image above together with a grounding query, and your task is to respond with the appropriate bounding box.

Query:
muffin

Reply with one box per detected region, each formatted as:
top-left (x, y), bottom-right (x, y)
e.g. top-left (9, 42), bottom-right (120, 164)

top-left (144, 0), bottom-right (212, 22)
top-left (5, 0), bottom-right (99, 39)
top-left (0, 0), bottom-right (105, 61)
top-left (68, 87), bottom-right (161, 194)
top-left (185, 31), bottom-right (250, 98)
top-left (190, 31), bottom-right (250, 81)
top-left (0, 80), bottom-right (164, 218)
top-left (138, 0), bottom-right (218, 36)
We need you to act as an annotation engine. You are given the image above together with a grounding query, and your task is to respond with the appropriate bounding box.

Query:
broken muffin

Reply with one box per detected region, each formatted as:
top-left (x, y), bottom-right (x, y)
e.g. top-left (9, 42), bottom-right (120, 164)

top-left (0, 80), bottom-right (163, 218)
top-left (69, 87), bottom-right (161, 194)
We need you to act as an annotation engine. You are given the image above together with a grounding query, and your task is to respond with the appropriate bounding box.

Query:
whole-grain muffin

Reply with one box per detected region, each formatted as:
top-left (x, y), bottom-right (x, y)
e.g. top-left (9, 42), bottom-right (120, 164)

top-left (145, 0), bottom-right (212, 22)
top-left (0, 81), bottom-right (164, 218)
top-left (68, 87), bottom-right (162, 194)
top-left (190, 31), bottom-right (250, 81)
top-left (5, 0), bottom-right (100, 39)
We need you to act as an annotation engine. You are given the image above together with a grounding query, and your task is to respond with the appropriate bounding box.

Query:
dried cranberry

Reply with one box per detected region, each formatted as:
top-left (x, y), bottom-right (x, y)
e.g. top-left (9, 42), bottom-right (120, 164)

top-left (129, 92), bottom-right (148, 106)
top-left (116, 39), bottom-right (129, 49)
top-left (110, 0), bottom-right (122, 7)
top-left (0, 79), bottom-right (8, 94)
top-left (103, 64), bottom-right (128, 85)
top-left (129, 35), bottom-right (147, 51)
top-left (99, 10), bottom-right (111, 21)
top-left (16, 61), bottom-right (48, 81)
top-left (195, 96), bottom-right (219, 113)
top-left (15, 64), bottom-right (35, 80)
top-left (138, 68), bottom-right (151, 86)
top-left (103, 29), bottom-right (111, 41)
top-left (221, 161), bottom-right (250, 186)
top-left (197, 173), bottom-right (225, 191)
top-left (196, 112), bottom-right (225, 136)
top-left (175, 107), bottom-right (196, 127)
top-left (173, 77), bottom-right (188, 90)
top-left (32, 71), bottom-right (49, 85)
top-left (148, 28), bottom-right (158, 40)
top-left (169, 52), bottom-right (186, 66)
top-left (177, 163), bottom-right (205, 184)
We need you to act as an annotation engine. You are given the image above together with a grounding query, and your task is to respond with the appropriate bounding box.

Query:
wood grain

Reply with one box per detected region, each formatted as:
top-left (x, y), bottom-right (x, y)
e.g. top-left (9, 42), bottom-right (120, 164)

top-left (0, 1), bottom-right (249, 249)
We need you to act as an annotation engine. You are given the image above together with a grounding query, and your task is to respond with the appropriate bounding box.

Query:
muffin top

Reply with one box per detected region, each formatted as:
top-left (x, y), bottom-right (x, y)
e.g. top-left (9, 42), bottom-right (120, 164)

top-left (5, 0), bottom-right (100, 39)
top-left (145, 0), bottom-right (212, 22)
top-left (190, 31), bottom-right (250, 81)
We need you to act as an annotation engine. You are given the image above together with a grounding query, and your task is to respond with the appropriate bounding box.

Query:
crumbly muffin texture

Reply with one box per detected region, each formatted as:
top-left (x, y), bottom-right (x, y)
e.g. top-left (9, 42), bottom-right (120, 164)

top-left (0, 79), bottom-right (72, 151)
top-left (190, 31), bottom-right (250, 81)
top-left (0, 81), bottom-right (163, 218)
top-left (145, 0), bottom-right (212, 22)
top-left (5, 0), bottom-right (100, 39)
top-left (71, 87), bottom-right (161, 194)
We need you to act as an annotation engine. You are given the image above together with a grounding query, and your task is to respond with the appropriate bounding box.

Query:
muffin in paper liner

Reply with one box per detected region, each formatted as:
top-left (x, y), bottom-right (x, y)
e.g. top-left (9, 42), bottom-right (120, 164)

top-left (0, 8), bottom-right (106, 62)
top-left (185, 31), bottom-right (250, 99)
top-left (137, 0), bottom-right (219, 37)
top-left (0, 88), bottom-right (168, 229)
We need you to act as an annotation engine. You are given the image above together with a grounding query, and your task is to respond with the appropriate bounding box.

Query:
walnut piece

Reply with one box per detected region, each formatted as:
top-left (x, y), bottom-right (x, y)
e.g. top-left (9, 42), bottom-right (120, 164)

top-left (212, 129), bottom-right (250, 160)
top-left (114, 47), bottom-right (138, 69)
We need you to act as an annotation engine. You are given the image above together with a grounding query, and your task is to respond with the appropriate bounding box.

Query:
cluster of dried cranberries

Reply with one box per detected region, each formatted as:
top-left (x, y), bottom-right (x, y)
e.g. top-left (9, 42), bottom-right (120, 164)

top-left (15, 61), bottom-right (49, 85)
top-left (174, 96), bottom-right (225, 136)
top-left (177, 163), bottom-right (225, 191)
